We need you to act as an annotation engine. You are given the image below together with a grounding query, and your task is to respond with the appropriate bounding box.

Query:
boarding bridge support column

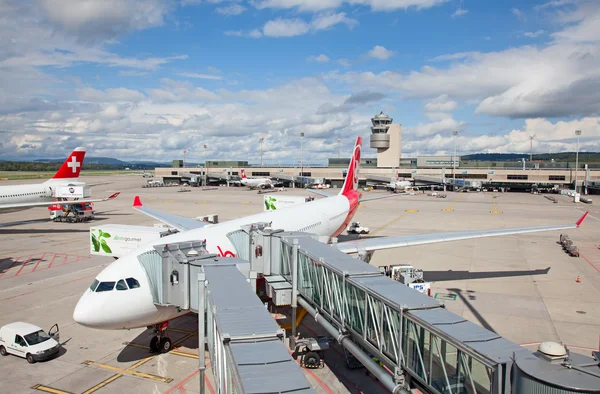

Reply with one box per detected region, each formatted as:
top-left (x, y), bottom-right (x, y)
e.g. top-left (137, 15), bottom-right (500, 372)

top-left (290, 238), bottom-right (299, 350)
top-left (197, 272), bottom-right (206, 394)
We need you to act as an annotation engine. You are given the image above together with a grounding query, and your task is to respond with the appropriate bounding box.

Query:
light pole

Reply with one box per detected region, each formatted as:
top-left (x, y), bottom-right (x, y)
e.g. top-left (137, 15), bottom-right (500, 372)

top-left (452, 130), bottom-right (458, 186)
top-left (300, 132), bottom-right (304, 177)
top-left (337, 138), bottom-right (341, 159)
top-left (203, 144), bottom-right (207, 187)
top-left (575, 130), bottom-right (581, 192)
top-left (529, 135), bottom-right (535, 163)
top-left (259, 137), bottom-right (264, 167)
top-left (183, 149), bottom-right (187, 168)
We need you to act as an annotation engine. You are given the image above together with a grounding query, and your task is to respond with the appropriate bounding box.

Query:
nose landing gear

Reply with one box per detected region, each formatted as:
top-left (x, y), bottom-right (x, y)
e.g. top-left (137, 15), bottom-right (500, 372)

top-left (149, 321), bottom-right (172, 353)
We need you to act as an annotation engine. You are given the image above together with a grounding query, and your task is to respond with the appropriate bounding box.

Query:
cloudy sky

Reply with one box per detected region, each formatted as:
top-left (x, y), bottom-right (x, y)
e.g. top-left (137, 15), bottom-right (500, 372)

top-left (1, 0), bottom-right (599, 164)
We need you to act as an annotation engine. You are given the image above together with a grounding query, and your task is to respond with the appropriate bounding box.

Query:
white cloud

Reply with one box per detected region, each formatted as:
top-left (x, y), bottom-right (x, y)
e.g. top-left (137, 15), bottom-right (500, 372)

top-left (325, 5), bottom-right (600, 120)
top-left (215, 4), bottom-right (247, 15)
top-left (252, 0), bottom-right (449, 12)
top-left (263, 18), bottom-right (311, 37)
top-left (366, 45), bottom-right (395, 60)
top-left (177, 72), bottom-right (223, 80)
top-left (38, 0), bottom-right (171, 42)
top-left (338, 58), bottom-right (351, 67)
top-left (512, 8), bottom-right (524, 19)
top-left (307, 54), bottom-right (330, 62)
top-left (424, 94), bottom-right (457, 112)
top-left (147, 78), bottom-right (219, 103)
top-left (244, 12), bottom-right (357, 38)
top-left (534, 0), bottom-right (576, 11)
top-left (524, 30), bottom-right (545, 38)
top-left (77, 87), bottom-right (146, 102)
top-left (451, 8), bottom-right (468, 18)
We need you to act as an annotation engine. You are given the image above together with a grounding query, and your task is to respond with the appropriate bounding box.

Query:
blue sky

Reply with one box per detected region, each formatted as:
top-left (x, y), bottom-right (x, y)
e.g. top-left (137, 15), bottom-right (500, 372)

top-left (1, 0), bottom-right (599, 164)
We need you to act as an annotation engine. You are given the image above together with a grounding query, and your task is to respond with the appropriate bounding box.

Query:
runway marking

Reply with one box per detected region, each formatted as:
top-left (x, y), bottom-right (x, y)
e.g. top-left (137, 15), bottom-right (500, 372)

top-left (82, 357), bottom-right (153, 394)
top-left (123, 342), bottom-right (199, 359)
top-left (367, 212), bottom-right (410, 237)
top-left (490, 195), bottom-right (503, 214)
top-left (358, 204), bottom-right (365, 209)
top-left (240, 201), bottom-right (251, 205)
top-left (164, 357), bottom-right (214, 394)
top-left (442, 194), bottom-right (463, 212)
top-left (0, 252), bottom-right (90, 280)
top-left (0, 290), bottom-right (35, 302)
top-left (163, 200), bottom-right (175, 203)
top-left (405, 209), bottom-right (419, 213)
top-left (83, 360), bottom-right (174, 383)
top-left (31, 384), bottom-right (73, 394)
top-left (195, 201), bottom-right (208, 205)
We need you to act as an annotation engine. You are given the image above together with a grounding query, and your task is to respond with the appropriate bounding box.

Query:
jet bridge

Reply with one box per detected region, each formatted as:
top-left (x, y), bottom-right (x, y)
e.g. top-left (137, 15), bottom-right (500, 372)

top-left (138, 227), bottom-right (600, 394)
top-left (137, 241), bottom-right (315, 394)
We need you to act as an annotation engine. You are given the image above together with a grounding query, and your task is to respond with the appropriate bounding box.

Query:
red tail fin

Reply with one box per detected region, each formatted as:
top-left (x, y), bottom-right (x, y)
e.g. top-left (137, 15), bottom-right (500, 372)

top-left (51, 147), bottom-right (86, 179)
top-left (241, 169), bottom-right (247, 179)
top-left (340, 137), bottom-right (362, 196)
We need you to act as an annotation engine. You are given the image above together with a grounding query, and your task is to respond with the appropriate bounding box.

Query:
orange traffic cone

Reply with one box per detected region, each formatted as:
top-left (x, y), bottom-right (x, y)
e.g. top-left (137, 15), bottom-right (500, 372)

top-left (576, 275), bottom-right (581, 283)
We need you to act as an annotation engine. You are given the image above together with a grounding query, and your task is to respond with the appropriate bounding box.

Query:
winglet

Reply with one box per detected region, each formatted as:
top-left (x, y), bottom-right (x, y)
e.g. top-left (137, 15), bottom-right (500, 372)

top-left (108, 192), bottom-right (120, 199)
top-left (133, 196), bottom-right (142, 207)
top-left (576, 211), bottom-right (589, 227)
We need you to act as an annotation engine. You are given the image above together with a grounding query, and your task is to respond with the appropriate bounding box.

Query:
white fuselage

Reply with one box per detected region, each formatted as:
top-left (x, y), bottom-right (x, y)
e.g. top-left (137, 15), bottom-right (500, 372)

top-left (241, 177), bottom-right (272, 189)
top-left (0, 179), bottom-right (80, 214)
top-left (73, 194), bottom-right (353, 330)
top-left (0, 184), bottom-right (52, 214)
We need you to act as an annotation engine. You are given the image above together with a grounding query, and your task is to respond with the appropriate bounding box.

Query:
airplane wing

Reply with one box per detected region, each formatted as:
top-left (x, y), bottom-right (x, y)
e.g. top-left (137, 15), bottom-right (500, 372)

top-left (359, 193), bottom-right (409, 202)
top-left (0, 192), bottom-right (120, 212)
top-left (132, 196), bottom-right (209, 231)
top-left (307, 189), bottom-right (335, 198)
top-left (336, 212), bottom-right (589, 254)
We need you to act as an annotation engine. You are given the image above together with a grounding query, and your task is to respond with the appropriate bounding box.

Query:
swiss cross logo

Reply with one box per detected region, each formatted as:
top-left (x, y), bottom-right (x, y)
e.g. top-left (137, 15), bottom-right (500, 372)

top-left (67, 156), bottom-right (81, 173)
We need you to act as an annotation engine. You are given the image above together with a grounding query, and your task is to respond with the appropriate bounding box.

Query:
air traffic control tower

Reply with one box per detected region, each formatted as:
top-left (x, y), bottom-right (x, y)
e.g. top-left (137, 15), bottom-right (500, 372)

top-left (370, 111), bottom-right (402, 168)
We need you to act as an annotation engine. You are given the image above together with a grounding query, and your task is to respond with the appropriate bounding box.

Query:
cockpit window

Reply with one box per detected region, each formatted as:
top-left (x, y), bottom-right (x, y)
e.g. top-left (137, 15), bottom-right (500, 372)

top-left (126, 278), bottom-right (140, 289)
top-left (90, 279), bottom-right (99, 292)
top-left (116, 279), bottom-right (128, 291)
top-left (96, 281), bottom-right (115, 292)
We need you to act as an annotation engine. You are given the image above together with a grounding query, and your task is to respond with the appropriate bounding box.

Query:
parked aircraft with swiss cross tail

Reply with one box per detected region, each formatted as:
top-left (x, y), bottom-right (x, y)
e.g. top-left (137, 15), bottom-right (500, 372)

top-left (73, 136), bottom-right (588, 353)
top-left (0, 147), bottom-right (120, 214)
top-left (239, 169), bottom-right (273, 189)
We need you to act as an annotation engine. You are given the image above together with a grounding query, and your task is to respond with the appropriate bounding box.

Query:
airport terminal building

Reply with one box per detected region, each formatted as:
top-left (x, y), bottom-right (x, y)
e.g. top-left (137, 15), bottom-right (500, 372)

top-left (155, 111), bottom-right (600, 193)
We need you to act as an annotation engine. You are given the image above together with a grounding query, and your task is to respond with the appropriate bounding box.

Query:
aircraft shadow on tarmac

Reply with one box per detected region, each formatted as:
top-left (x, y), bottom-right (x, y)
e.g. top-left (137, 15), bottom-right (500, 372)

top-left (424, 267), bottom-right (551, 282)
top-left (0, 256), bottom-right (44, 276)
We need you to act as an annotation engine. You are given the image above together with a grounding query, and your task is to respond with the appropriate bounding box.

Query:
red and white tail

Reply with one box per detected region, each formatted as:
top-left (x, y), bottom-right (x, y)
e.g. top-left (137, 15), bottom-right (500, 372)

top-left (48, 147), bottom-right (86, 180)
top-left (241, 169), bottom-right (247, 179)
top-left (339, 136), bottom-right (362, 196)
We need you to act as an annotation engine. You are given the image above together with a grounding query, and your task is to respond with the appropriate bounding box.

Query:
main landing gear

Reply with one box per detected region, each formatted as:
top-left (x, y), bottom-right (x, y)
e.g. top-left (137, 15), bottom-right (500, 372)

top-left (149, 321), bottom-right (172, 353)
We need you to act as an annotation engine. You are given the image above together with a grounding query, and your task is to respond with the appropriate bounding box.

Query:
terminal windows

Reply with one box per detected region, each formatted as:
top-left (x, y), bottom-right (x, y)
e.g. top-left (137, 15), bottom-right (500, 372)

top-left (507, 174), bottom-right (528, 180)
top-left (252, 172), bottom-right (270, 176)
top-left (549, 175), bottom-right (566, 181)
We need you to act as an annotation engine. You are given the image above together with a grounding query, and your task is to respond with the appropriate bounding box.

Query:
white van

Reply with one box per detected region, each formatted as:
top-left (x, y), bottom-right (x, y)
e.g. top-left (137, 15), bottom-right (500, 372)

top-left (0, 322), bottom-right (60, 363)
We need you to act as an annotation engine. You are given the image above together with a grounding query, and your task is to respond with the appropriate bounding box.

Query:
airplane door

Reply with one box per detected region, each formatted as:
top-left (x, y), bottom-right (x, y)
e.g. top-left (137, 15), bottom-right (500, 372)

top-left (48, 324), bottom-right (60, 344)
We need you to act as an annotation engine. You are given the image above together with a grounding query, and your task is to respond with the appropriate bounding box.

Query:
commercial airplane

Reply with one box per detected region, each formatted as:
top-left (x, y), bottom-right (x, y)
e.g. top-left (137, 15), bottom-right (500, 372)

top-left (73, 136), bottom-right (588, 353)
top-left (240, 169), bottom-right (273, 189)
top-left (0, 147), bottom-right (120, 214)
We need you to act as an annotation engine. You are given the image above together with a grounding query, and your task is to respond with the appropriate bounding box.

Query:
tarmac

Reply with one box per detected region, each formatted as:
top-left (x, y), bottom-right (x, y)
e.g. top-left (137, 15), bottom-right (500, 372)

top-left (0, 174), bottom-right (599, 394)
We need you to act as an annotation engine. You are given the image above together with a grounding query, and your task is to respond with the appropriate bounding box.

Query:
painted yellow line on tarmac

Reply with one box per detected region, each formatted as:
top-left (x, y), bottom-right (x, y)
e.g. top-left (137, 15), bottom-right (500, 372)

top-left (82, 357), bottom-right (154, 393)
top-left (162, 199), bottom-right (175, 203)
top-left (195, 201), bottom-right (208, 204)
top-left (358, 205), bottom-right (365, 209)
top-left (31, 384), bottom-right (73, 394)
top-left (405, 209), bottom-right (419, 213)
top-left (123, 342), bottom-right (199, 359)
top-left (147, 197), bottom-right (157, 201)
top-left (442, 194), bottom-right (463, 212)
top-left (240, 201), bottom-right (251, 205)
top-left (367, 212), bottom-right (410, 237)
top-left (490, 195), bottom-right (503, 214)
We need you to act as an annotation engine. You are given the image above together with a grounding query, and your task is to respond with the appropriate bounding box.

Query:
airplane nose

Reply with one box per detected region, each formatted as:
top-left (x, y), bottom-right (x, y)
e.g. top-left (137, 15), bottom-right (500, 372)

top-left (73, 292), bottom-right (103, 328)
